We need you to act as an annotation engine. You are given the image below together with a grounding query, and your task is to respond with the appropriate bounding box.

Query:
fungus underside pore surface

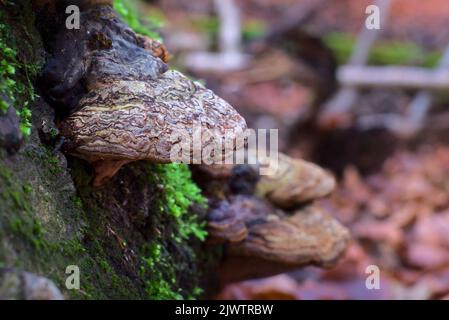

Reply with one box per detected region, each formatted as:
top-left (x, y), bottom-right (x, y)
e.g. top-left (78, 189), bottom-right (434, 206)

top-left (0, 1), bottom-right (211, 299)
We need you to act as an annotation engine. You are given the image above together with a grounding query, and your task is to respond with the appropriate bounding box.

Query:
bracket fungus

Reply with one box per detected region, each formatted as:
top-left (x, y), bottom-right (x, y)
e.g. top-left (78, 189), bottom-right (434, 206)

top-left (196, 152), bottom-right (335, 204)
top-left (40, 4), bottom-right (247, 186)
top-left (255, 153), bottom-right (336, 208)
top-left (60, 70), bottom-right (247, 186)
top-left (204, 153), bottom-right (349, 285)
top-left (228, 204), bottom-right (349, 267)
top-left (208, 196), bottom-right (350, 285)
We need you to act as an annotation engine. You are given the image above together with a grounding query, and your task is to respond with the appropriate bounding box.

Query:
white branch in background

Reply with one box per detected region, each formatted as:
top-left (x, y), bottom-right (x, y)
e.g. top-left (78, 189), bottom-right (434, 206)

top-left (355, 44), bottom-right (449, 136)
top-left (401, 44), bottom-right (449, 133)
top-left (349, 0), bottom-right (393, 66)
top-left (184, 0), bottom-right (249, 72)
top-left (320, 0), bottom-right (392, 119)
top-left (215, 0), bottom-right (241, 54)
top-left (338, 66), bottom-right (449, 89)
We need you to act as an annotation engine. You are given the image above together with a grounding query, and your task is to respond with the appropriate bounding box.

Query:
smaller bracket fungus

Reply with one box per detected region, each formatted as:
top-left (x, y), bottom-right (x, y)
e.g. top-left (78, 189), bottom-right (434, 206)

top-left (195, 163), bottom-right (235, 180)
top-left (207, 200), bottom-right (249, 245)
top-left (201, 152), bottom-right (348, 285)
top-left (198, 153), bottom-right (335, 205)
top-left (207, 196), bottom-right (350, 285)
top-left (255, 153), bottom-right (336, 208)
top-left (227, 204), bottom-right (349, 267)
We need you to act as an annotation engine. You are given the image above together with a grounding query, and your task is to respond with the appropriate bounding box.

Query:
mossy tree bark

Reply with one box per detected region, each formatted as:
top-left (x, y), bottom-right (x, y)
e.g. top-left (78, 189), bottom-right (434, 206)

top-left (0, 1), bottom-right (219, 299)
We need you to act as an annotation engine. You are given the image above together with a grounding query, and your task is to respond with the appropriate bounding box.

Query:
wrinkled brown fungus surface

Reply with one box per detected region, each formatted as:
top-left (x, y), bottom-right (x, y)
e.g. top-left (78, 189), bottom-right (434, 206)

top-left (203, 153), bottom-right (349, 285)
top-left (40, 4), bottom-right (247, 186)
top-left (207, 196), bottom-right (349, 284)
top-left (60, 71), bottom-right (247, 186)
top-left (227, 204), bottom-right (350, 267)
top-left (256, 153), bottom-right (336, 208)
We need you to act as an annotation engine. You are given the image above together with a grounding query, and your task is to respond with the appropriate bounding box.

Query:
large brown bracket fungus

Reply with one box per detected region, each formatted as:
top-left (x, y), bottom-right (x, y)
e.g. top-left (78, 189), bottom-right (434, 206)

top-left (60, 70), bottom-right (247, 186)
top-left (203, 153), bottom-right (350, 286)
top-left (39, 3), bottom-right (247, 186)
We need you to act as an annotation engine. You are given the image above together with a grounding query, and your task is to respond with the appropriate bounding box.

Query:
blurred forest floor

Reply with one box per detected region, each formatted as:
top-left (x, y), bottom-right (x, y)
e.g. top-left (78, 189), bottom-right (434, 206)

top-left (139, 0), bottom-right (449, 299)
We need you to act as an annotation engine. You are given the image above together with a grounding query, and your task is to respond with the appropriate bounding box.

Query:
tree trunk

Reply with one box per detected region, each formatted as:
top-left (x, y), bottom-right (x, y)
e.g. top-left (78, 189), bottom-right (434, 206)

top-left (0, 0), bottom-right (218, 299)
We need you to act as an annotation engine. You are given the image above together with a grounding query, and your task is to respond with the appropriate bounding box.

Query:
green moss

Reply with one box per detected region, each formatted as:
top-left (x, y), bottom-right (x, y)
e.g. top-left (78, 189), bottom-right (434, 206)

top-left (48, 128), bottom-right (59, 139)
top-left (0, 2), bottom-right (217, 300)
top-left (61, 238), bottom-right (87, 256)
top-left (43, 151), bottom-right (63, 174)
top-left (323, 32), bottom-right (354, 65)
top-left (190, 16), bottom-right (266, 44)
top-left (323, 31), bottom-right (442, 67)
top-left (58, 229), bottom-right (141, 299)
top-left (139, 164), bottom-right (208, 300)
top-left (147, 164), bottom-right (208, 242)
top-left (371, 42), bottom-right (428, 66)
top-left (72, 196), bottom-right (83, 209)
top-left (242, 19), bottom-right (267, 42)
top-left (140, 243), bottom-right (182, 300)
top-left (22, 184), bottom-right (33, 195)
top-left (114, 0), bottom-right (165, 41)
top-left (0, 3), bottom-right (146, 300)
top-left (24, 147), bottom-right (63, 175)
top-left (108, 9), bottom-right (209, 299)
top-left (9, 215), bottom-right (47, 249)
top-left (190, 16), bottom-right (220, 36)
top-left (0, 7), bottom-right (41, 137)
top-left (0, 162), bottom-right (46, 250)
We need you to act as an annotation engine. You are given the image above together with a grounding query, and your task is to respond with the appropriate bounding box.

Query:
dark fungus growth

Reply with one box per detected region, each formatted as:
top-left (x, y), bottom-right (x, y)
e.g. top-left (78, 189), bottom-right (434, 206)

top-left (0, 105), bottom-right (22, 154)
top-left (39, 3), bottom-right (246, 186)
top-left (200, 153), bottom-right (349, 286)
top-left (39, 4), bottom-right (168, 116)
